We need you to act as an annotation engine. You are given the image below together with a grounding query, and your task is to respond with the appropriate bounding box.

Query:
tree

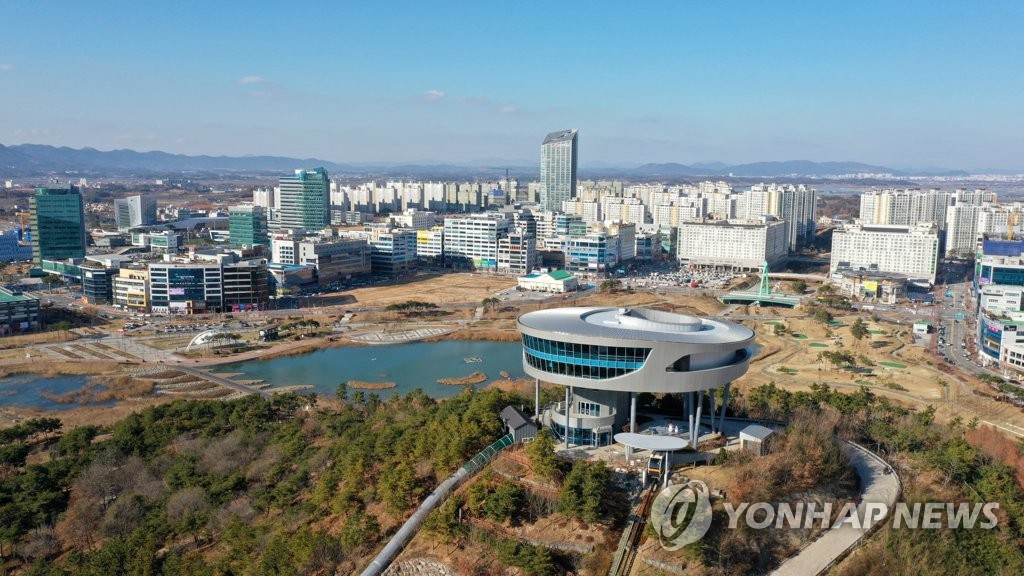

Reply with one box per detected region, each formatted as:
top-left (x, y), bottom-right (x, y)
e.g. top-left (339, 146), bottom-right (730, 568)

top-left (336, 381), bottom-right (348, 403)
top-left (599, 279), bottom-right (620, 293)
top-left (818, 283), bottom-right (835, 295)
top-left (789, 280), bottom-right (807, 294)
top-left (850, 317), bottom-right (869, 345)
top-left (525, 429), bottom-right (558, 480)
top-left (481, 297), bottom-right (500, 311)
top-left (773, 323), bottom-right (787, 336)
top-left (166, 487), bottom-right (210, 545)
top-left (810, 307), bottom-right (833, 326)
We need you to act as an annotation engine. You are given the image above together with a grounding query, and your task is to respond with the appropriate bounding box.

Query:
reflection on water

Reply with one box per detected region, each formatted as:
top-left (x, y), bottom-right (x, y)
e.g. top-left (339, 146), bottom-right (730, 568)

top-left (214, 340), bottom-right (526, 398)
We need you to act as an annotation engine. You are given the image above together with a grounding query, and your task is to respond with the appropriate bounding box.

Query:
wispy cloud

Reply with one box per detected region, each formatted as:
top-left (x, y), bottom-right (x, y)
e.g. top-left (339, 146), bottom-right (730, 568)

top-left (499, 106), bottom-right (520, 115)
top-left (0, 64), bottom-right (13, 71)
top-left (420, 89), bottom-right (446, 103)
top-left (237, 75), bottom-right (268, 85)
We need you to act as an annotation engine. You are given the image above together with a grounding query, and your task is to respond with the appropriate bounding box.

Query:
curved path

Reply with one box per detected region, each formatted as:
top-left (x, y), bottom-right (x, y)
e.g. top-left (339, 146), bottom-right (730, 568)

top-left (769, 441), bottom-right (900, 576)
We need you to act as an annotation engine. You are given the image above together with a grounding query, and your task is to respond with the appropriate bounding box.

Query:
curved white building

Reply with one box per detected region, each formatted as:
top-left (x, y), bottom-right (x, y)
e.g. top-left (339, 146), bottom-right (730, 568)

top-left (517, 307), bottom-right (754, 448)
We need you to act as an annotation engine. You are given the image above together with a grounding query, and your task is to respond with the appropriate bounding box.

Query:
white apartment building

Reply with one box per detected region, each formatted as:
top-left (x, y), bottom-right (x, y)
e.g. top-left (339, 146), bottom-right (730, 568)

top-left (562, 199), bottom-right (602, 224)
top-left (858, 189), bottom-right (951, 230)
top-left (746, 184), bottom-right (817, 251)
top-left (830, 222), bottom-right (940, 284)
top-left (945, 203), bottom-right (985, 258)
top-left (677, 219), bottom-right (788, 270)
top-left (390, 209), bottom-right (437, 230)
top-left (602, 197), bottom-right (647, 225)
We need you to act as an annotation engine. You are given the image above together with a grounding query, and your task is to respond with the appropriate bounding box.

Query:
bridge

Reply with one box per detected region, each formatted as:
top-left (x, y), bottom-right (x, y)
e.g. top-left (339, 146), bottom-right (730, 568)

top-left (721, 261), bottom-right (803, 308)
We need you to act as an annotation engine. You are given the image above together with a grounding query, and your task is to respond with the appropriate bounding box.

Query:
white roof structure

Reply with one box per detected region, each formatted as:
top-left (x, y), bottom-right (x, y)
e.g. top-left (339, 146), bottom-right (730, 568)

top-left (739, 424), bottom-right (775, 441)
top-left (517, 306), bottom-right (754, 345)
top-left (614, 432), bottom-right (689, 451)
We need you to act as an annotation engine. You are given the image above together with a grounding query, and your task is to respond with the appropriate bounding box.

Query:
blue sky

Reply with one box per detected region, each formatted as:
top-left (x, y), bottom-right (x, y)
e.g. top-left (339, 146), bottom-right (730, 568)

top-left (1, 1), bottom-right (1022, 169)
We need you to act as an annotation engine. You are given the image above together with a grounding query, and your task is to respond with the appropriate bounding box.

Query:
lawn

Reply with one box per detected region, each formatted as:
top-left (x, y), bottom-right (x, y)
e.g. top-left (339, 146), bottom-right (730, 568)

top-left (809, 342), bottom-right (828, 348)
top-left (791, 333), bottom-right (809, 339)
top-left (878, 361), bottom-right (907, 369)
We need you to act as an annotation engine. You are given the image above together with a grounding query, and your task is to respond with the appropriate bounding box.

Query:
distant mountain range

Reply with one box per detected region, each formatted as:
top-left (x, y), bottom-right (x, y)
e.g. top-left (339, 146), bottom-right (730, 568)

top-left (0, 143), bottom-right (975, 179)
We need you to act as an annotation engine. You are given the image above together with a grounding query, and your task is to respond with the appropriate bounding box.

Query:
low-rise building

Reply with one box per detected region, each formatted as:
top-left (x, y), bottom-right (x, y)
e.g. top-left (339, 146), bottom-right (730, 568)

top-left (0, 287), bottom-right (40, 335)
top-left (113, 268), bottom-right (150, 313)
top-left (497, 233), bottom-right (538, 275)
top-left (517, 270), bottom-right (578, 293)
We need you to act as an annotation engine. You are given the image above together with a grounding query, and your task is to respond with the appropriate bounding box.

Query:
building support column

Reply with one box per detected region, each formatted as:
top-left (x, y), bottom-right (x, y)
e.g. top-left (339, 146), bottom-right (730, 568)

top-left (534, 378), bottom-right (540, 419)
top-left (709, 389), bottom-right (718, 434)
top-left (718, 383), bottom-right (731, 435)
top-left (565, 385), bottom-right (572, 450)
top-left (687, 392), bottom-right (695, 445)
top-left (693, 394), bottom-right (703, 450)
top-left (627, 392), bottom-right (637, 461)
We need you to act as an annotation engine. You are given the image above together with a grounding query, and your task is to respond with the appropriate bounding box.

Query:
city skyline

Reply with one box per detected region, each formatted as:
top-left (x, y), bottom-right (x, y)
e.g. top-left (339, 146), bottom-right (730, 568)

top-left (2, 2), bottom-right (1022, 170)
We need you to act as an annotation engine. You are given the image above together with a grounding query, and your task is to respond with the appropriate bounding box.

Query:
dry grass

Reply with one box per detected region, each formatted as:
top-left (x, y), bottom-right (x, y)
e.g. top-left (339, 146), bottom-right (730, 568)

top-left (337, 273), bottom-right (516, 308)
top-left (0, 360), bottom-right (122, 379)
top-left (0, 330), bottom-right (80, 349)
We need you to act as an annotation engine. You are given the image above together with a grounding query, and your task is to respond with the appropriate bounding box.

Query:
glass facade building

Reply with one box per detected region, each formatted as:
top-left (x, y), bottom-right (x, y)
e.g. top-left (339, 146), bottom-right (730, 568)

top-left (30, 187), bottom-right (86, 262)
top-left (540, 130), bottom-right (577, 212)
top-left (229, 205), bottom-right (269, 248)
top-left (277, 168), bottom-right (329, 231)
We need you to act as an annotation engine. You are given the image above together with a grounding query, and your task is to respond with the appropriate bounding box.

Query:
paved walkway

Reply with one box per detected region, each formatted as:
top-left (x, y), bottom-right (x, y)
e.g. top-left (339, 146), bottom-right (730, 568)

top-left (770, 441), bottom-right (900, 576)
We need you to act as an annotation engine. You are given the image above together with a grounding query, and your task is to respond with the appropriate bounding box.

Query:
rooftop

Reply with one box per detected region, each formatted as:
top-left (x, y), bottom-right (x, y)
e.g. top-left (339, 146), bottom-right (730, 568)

top-left (542, 129), bottom-right (577, 145)
top-left (0, 287), bottom-right (37, 303)
top-left (517, 306), bottom-right (754, 345)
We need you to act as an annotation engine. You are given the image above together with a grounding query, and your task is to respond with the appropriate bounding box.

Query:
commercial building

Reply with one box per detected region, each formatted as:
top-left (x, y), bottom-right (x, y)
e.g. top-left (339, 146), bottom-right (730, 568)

top-left (517, 270), bottom-right (578, 293)
top-left (114, 195), bottom-right (157, 231)
top-left (565, 233), bottom-right (619, 276)
top-left (273, 236), bottom-right (372, 284)
top-left (539, 130), bottom-right (578, 212)
top-left (113, 268), bottom-right (150, 313)
top-left (367, 227), bottom-right (418, 275)
top-left (222, 259), bottom-right (270, 311)
top-left (277, 168), bottom-right (330, 231)
top-left (677, 219), bottom-right (788, 270)
top-left (81, 262), bottom-right (118, 305)
top-left (229, 205), bottom-right (269, 248)
top-left (30, 187), bottom-right (86, 263)
top-left (131, 230), bottom-right (181, 253)
top-left (443, 214), bottom-right (510, 270)
top-left (830, 222), bottom-right (940, 284)
top-left (497, 233), bottom-right (538, 275)
top-left (517, 307), bottom-right (754, 448)
top-left (0, 287), bottom-right (40, 335)
top-left (830, 269), bottom-right (908, 304)
top-left (148, 263), bottom-right (223, 315)
top-left (415, 227), bottom-right (444, 261)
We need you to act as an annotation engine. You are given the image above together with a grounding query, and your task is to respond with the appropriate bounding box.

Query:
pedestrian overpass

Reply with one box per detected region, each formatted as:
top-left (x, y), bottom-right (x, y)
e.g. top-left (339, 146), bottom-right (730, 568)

top-left (721, 261), bottom-right (802, 308)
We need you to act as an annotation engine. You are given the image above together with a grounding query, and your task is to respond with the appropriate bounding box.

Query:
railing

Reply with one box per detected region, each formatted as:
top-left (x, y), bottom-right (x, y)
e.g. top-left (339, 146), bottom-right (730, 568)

top-left (545, 401), bottom-right (618, 430)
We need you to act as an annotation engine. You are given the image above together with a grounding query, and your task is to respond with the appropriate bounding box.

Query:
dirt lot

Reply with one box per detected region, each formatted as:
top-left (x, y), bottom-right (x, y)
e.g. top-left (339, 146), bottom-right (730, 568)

top-left (329, 273), bottom-right (517, 308)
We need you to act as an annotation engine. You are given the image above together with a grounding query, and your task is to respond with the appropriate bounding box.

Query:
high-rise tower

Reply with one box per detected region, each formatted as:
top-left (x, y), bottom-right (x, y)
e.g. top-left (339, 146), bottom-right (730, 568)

top-left (277, 168), bottom-right (329, 231)
top-left (30, 186), bottom-right (86, 262)
top-left (540, 129), bottom-right (578, 212)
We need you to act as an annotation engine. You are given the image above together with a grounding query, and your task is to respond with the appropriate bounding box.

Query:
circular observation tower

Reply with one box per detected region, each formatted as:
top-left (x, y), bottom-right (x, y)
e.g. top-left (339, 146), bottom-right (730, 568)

top-left (516, 306), bottom-right (754, 449)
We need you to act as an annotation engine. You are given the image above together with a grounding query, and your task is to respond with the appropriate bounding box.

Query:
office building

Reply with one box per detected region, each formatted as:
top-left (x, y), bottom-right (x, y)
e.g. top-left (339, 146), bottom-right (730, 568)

top-left (229, 205), bottom-right (269, 248)
top-left (565, 233), bottom-right (618, 275)
top-left (368, 227), bottom-right (418, 275)
top-left (114, 195), bottom-right (158, 231)
top-left (540, 130), bottom-right (578, 212)
top-left (443, 214), bottom-right (510, 270)
top-left (830, 222), bottom-right (940, 284)
top-left (518, 307), bottom-right (753, 448)
top-left (273, 236), bottom-right (372, 283)
top-left (222, 259), bottom-right (270, 311)
top-left (677, 219), bottom-right (788, 270)
top-left (81, 262), bottom-right (118, 305)
top-left (415, 227), bottom-right (445, 261)
top-left (497, 233), bottom-right (538, 275)
top-left (148, 263), bottom-right (224, 315)
top-left (30, 187), bottom-right (87, 262)
top-left (277, 168), bottom-right (330, 231)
